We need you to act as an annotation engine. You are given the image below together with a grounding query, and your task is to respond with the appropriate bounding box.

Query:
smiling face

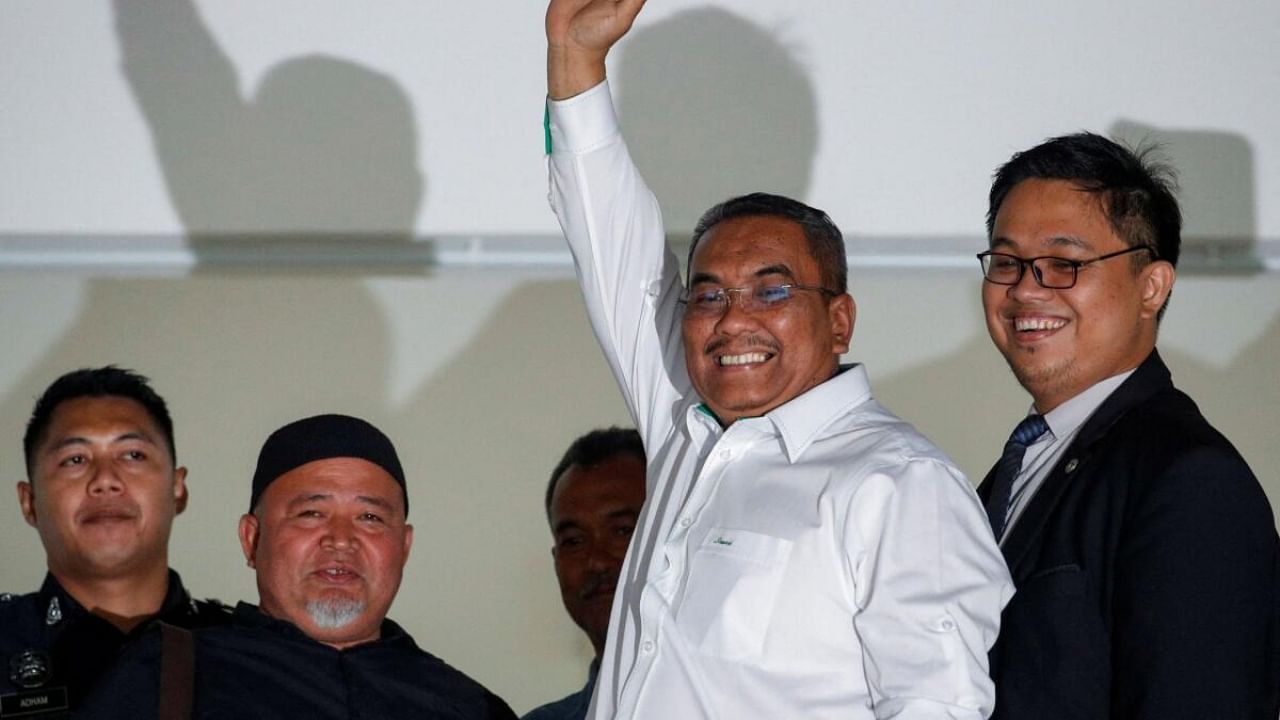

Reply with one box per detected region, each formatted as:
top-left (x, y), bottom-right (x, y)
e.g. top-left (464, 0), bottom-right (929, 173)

top-left (681, 215), bottom-right (854, 423)
top-left (983, 178), bottom-right (1174, 412)
top-left (239, 457), bottom-right (413, 649)
top-left (18, 396), bottom-right (187, 585)
top-left (549, 452), bottom-right (646, 656)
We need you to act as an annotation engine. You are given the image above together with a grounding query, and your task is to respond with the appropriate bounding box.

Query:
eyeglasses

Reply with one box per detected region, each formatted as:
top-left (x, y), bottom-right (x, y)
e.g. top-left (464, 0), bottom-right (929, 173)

top-left (678, 283), bottom-right (837, 318)
top-left (976, 246), bottom-right (1153, 289)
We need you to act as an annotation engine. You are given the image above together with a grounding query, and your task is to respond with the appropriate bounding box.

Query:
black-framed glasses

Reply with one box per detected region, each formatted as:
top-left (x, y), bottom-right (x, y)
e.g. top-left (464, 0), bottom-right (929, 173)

top-left (678, 283), bottom-right (837, 318)
top-left (976, 246), bottom-right (1154, 289)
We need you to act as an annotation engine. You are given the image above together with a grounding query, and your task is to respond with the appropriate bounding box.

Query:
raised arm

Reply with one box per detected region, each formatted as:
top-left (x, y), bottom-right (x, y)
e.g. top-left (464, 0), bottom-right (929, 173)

top-left (544, 0), bottom-right (688, 446)
top-left (546, 0), bottom-right (646, 99)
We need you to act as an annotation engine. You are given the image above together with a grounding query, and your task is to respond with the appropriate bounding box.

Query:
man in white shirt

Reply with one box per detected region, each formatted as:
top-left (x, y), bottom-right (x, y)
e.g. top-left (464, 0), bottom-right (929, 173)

top-left (544, 1), bottom-right (1012, 717)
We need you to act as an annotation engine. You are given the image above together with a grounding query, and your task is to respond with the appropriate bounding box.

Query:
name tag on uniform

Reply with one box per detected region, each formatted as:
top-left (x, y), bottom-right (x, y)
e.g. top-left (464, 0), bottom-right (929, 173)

top-left (0, 687), bottom-right (69, 718)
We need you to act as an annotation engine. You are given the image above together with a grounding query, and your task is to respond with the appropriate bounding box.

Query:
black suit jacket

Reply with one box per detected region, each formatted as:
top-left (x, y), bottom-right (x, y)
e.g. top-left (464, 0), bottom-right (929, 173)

top-left (979, 350), bottom-right (1280, 719)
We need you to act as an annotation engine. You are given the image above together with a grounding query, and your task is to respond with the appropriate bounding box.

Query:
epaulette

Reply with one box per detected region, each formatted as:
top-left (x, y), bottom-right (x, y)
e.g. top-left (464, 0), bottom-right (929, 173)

top-left (190, 597), bottom-right (234, 625)
top-left (0, 590), bottom-right (34, 613)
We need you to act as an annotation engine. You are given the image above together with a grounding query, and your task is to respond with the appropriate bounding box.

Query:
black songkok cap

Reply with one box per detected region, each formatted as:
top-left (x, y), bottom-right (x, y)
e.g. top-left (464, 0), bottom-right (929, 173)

top-left (250, 414), bottom-right (407, 514)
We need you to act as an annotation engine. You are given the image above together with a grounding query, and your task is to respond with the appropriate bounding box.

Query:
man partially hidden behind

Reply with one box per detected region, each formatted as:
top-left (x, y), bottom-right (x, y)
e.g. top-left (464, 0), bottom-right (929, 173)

top-left (0, 367), bottom-right (228, 718)
top-left (85, 413), bottom-right (516, 719)
top-left (544, 1), bottom-right (1012, 717)
top-left (524, 428), bottom-right (646, 720)
top-left (975, 133), bottom-right (1280, 718)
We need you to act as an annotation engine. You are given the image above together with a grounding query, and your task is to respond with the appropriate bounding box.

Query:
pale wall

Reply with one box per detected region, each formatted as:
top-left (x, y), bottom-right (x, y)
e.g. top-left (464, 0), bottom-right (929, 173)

top-left (2, 0), bottom-right (1279, 238)
top-left (3, 0), bottom-right (1280, 713)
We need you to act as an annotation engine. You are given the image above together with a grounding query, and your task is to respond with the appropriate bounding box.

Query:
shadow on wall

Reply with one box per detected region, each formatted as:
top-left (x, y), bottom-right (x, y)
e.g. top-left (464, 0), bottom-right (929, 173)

top-left (391, 279), bottom-right (631, 685)
top-left (1105, 124), bottom-right (1277, 486)
top-left (616, 7), bottom-right (818, 237)
top-left (113, 0), bottom-right (426, 263)
top-left (1110, 121), bottom-right (1259, 273)
top-left (1162, 312), bottom-right (1280, 491)
top-left (0, 0), bottom-right (440, 595)
top-left (873, 330), bottom-right (1028, 483)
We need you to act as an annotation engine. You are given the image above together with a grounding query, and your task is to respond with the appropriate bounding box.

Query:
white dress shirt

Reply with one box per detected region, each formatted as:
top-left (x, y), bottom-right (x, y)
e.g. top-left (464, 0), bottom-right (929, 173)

top-left (547, 80), bottom-right (1012, 720)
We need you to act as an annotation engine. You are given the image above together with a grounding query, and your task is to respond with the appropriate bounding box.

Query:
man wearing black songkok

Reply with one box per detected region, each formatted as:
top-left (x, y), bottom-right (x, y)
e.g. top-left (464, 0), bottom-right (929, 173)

top-left (84, 414), bottom-right (516, 719)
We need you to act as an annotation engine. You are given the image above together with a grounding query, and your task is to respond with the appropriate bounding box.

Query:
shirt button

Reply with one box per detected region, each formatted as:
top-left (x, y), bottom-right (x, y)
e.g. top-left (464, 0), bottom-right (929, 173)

top-left (641, 640), bottom-right (655, 653)
top-left (679, 517), bottom-right (692, 528)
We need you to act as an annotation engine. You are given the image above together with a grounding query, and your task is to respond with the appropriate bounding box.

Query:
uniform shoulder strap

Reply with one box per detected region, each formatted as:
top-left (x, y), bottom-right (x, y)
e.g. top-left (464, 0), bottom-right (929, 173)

top-left (158, 622), bottom-right (195, 720)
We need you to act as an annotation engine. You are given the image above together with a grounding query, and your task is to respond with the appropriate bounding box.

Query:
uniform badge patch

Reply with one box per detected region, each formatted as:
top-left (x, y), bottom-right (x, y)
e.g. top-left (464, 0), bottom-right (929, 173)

top-left (7, 651), bottom-right (50, 690)
top-left (43, 599), bottom-right (60, 627)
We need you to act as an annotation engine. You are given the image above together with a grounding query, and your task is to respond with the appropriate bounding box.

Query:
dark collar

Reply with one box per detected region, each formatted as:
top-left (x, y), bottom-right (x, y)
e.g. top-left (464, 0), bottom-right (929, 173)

top-left (37, 569), bottom-right (193, 631)
top-left (231, 602), bottom-right (411, 651)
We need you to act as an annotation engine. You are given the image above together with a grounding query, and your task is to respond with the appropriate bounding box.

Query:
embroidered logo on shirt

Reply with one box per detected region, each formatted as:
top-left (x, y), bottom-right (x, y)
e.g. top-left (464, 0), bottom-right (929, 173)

top-left (712, 536), bottom-right (734, 546)
top-left (8, 650), bottom-right (52, 689)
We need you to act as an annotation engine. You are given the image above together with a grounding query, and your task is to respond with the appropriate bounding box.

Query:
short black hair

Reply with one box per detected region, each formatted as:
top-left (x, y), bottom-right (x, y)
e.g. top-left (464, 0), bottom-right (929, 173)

top-left (987, 133), bottom-right (1182, 318)
top-left (545, 427), bottom-right (645, 521)
top-left (689, 193), bottom-right (848, 295)
top-left (23, 366), bottom-right (177, 478)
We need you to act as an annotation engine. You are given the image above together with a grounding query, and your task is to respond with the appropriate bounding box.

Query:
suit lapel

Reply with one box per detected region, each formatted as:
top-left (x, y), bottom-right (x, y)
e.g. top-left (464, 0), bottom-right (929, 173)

top-left (992, 350), bottom-right (1174, 578)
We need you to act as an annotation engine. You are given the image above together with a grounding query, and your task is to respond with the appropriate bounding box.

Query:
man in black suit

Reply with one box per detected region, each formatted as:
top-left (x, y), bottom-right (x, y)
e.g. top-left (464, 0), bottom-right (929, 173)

top-left (976, 133), bottom-right (1280, 719)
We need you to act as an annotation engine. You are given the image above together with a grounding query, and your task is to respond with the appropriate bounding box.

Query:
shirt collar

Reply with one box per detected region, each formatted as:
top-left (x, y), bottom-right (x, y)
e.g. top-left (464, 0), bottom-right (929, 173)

top-left (1038, 368), bottom-right (1136, 441)
top-left (232, 601), bottom-right (408, 650)
top-left (769, 364), bottom-right (873, 462)
top-left (684, 365), bottom-right (873, 462)
top-left (38, 569), bottom-right (191, 628)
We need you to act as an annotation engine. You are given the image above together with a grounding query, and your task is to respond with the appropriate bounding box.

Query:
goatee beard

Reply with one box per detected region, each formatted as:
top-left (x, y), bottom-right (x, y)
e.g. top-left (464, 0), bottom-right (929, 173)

top-left (306, 598), bottom-right (366, 629)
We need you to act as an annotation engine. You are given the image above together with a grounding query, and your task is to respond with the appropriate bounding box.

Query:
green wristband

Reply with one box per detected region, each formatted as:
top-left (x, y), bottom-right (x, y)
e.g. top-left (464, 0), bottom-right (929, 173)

top-left (544, 103), bottom-right (552, 155)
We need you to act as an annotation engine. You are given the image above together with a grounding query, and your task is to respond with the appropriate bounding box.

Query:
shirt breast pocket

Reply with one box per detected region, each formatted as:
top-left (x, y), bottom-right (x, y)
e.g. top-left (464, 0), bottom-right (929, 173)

top-left (675, 528), bottom-right (793, 662)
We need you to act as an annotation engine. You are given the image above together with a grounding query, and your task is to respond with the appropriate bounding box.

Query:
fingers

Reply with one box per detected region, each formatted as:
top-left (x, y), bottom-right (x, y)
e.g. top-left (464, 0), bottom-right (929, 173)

top-left (547, 0), bottom-right (645, 53)
top-left (546, 0), bottom-right (647, 100)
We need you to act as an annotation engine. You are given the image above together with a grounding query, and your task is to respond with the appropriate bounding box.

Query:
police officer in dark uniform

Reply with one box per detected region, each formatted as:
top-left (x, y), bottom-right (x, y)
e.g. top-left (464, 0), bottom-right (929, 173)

top-left (0, 367), bottom-right (229, 718)
top-left (0, 572), bottom-right (228, 717)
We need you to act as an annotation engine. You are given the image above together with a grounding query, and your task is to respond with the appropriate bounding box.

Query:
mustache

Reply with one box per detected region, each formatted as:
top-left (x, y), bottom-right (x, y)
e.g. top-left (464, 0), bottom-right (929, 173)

top-left (579, 571), bottom-right (619, 600)
top-left (704, 334), bottom-right (779, 355)
top-left (77, 499), bottom-right (138, 523)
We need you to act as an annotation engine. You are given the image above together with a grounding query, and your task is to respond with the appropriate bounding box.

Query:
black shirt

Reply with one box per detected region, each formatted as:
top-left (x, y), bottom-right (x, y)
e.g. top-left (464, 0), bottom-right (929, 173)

top-left (0, 570), bottom-right (229, 719)
top-left (83, 602), bottom-right (517, 720)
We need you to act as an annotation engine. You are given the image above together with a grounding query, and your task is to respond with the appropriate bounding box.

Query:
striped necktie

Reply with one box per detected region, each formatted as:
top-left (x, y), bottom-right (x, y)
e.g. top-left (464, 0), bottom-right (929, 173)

top-left (986, 414), bottom-right (1049, 539)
